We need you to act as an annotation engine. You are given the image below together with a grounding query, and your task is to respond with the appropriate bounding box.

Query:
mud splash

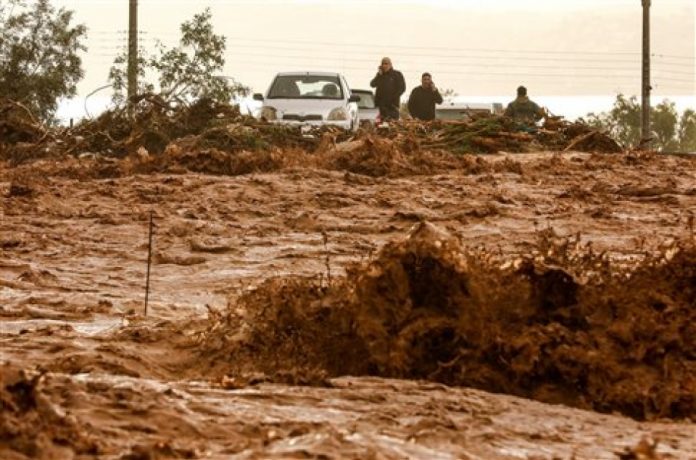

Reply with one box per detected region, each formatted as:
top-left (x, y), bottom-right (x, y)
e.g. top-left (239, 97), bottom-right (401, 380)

top-left (198, 223), bottom-right (696, 421)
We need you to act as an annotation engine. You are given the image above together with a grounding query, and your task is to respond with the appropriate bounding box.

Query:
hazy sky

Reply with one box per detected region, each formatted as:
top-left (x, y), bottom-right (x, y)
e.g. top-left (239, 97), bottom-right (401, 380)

top-left (53, 0), bottom-right (695, 116)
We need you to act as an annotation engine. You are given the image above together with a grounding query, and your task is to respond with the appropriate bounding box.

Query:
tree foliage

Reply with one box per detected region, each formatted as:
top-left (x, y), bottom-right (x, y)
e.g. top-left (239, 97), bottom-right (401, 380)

top-left (583, 94), bottom-right (696, 152)
top-left (678, 109), bottom-right (696, 152)
top-left (652, 100), bottom-right (679, 151)
top-left (0, 0), bottom-right (86, 122)
top-left (109, 8), bottom-right (247, 106)
top-left (583, 95), bottom-right (640, 148)
top-left (440, 88), bottom-right (458, 99)
top-left (108, 52), bottom-right (154, 107)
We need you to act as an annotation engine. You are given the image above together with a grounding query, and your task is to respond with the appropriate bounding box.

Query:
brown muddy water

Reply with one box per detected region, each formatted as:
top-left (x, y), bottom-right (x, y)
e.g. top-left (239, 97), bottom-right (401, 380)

top-left (1, 151), bottom-right (695, 459)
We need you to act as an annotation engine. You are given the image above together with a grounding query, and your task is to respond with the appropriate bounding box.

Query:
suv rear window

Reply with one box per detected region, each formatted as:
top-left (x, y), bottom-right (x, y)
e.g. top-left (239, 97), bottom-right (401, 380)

top-left (354, 92), bottom-right (375, 109)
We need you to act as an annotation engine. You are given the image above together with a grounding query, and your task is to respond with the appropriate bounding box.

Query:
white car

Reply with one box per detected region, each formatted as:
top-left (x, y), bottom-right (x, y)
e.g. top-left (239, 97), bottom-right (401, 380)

top-left (436, 101), bottom-right (504, 120)
top-left (352, 89), bottom-right (379, 127)
top-left (253, 72), bottom-right (360, 131)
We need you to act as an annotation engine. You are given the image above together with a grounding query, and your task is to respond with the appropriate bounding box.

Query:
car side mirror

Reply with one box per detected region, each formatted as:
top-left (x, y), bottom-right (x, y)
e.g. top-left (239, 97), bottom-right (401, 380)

top-left (253, 93), bottom-right (264, 101)
top-left (348, 95), bottom-right (361, 103)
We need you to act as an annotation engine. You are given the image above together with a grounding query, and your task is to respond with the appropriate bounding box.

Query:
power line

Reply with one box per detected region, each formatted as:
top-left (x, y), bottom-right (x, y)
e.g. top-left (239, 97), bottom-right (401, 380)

top-left (203, 50), bottom-right (694, 76)
top-left (87, 51), bottom-right (694, 86)
top-left (223, 61), bottom-right (696, 89)
top-left (88, 29), bottom-right (696, 62)
top-left (216, 56), bottom-right (695, 83)
top-left (88, 41), bottom-right (696, 70)
top-left (143, 32), bottom-right (696, 60)
top-left (88, 42), bottom-right (692, 69)
top-left (90, 45), bottom-right (696, 71)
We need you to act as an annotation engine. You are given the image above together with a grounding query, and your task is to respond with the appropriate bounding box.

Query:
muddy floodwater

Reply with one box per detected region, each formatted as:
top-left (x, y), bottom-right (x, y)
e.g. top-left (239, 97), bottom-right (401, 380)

top-left (1, 151), bottom-right (696, 459)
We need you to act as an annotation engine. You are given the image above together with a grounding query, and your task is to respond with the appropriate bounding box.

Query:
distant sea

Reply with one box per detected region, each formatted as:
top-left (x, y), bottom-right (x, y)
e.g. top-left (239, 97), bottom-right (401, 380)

top-left (449, 95), bottom-right (696, 121)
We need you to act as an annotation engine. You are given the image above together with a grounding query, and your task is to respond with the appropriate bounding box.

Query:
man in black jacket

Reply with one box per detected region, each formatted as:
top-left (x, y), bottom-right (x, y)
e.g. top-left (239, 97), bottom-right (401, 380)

top-left (370, 57), bottom-right (406, 121)
top-left (407, 72), bottom-right (443, 121)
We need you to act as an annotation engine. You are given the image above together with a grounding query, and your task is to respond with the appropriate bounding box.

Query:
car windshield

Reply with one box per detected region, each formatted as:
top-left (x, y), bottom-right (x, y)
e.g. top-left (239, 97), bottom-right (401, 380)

top-left (268, 75), bottom-right (343, 100)
top-left (354, 92), bottom-right (375, 109)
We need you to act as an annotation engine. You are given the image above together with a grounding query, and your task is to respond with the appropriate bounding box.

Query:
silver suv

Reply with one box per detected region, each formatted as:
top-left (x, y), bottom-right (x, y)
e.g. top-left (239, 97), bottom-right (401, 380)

top-left (351, 89), bottom-right (379, 127)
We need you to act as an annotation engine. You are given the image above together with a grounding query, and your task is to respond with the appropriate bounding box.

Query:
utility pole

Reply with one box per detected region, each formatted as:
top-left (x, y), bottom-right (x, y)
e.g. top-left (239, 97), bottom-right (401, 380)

top-left (127, 0), bottom-right (138, 109)
top-left (640, 0), bottom-right (651, 147)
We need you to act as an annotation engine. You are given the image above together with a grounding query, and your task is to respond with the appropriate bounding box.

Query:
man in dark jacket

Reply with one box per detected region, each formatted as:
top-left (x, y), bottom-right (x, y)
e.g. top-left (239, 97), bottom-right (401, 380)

top-left (370, 57), bottom-right (406, 121)
top-left (505, 86), bottom-right (545, 126)
top-left (407, 72), bottom-right (443, 121)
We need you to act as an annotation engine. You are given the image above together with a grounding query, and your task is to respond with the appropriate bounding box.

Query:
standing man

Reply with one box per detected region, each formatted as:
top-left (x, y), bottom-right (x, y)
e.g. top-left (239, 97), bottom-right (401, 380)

top-left (505, 86), bottom-right (545, 126)
top-left (370, 57), bottom-right (406, 121)
top-left (407, 72), bottom-right (444, 121)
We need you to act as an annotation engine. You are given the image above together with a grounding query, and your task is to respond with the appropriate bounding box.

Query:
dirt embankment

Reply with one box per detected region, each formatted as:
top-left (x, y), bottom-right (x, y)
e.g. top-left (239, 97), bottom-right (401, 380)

top-left (195, 222), bottom-right (696, 421)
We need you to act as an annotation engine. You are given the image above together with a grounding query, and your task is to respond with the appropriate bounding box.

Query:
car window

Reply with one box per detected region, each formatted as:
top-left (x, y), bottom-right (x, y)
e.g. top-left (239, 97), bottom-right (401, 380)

top-left (268, 75), bottom-right (344, 100)
top-left (355, 92), bottom-right (375, 109)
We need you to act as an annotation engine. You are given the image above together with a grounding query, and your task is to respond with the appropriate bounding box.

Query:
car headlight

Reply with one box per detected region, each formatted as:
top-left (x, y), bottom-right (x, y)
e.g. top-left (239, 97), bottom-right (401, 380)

top-left (260, 106), bottom-right (277, 121)
top-left (327, 107), bottom-right (348, 121)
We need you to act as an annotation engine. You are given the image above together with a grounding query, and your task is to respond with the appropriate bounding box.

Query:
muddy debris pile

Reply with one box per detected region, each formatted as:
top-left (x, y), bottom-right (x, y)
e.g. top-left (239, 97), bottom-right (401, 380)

top-left (366, 114), bottom-right (623, 154)
top-left (142, 133), bottom-right (489, 178)
top-left (198, 223), bottom-right (695, 420)
top-left (0, 364), bottom-right (101, 459)
top-left (69, 95), bottom-right (351, 158)
top-left (1, 96), bottom-right (623, 167)
top-left (0, 100), bottom-right (45, 144)
top-left (0, 99), bottom-right (49, 163)
top-left (0, 96), bottom-right (353, 164)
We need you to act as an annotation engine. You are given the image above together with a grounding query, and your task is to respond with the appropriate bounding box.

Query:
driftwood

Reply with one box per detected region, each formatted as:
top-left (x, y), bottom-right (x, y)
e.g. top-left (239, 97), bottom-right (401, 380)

top-left (564, 131), bottom-right (623, 153)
